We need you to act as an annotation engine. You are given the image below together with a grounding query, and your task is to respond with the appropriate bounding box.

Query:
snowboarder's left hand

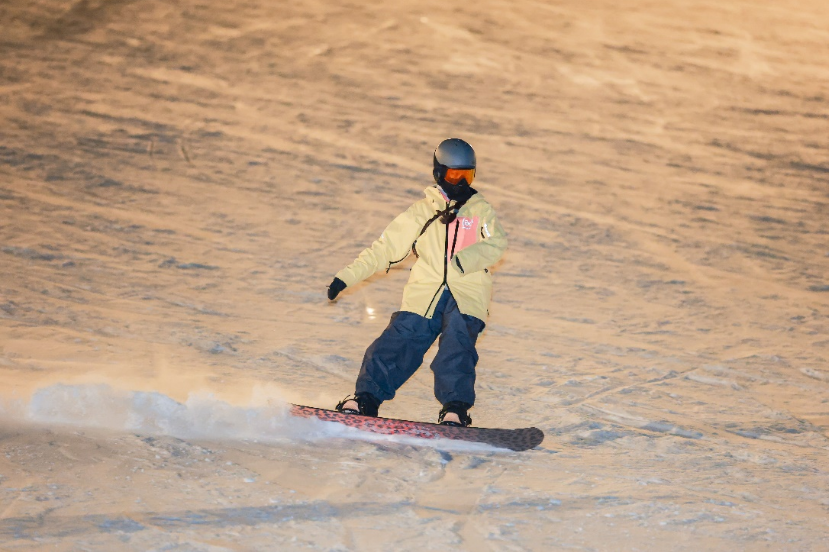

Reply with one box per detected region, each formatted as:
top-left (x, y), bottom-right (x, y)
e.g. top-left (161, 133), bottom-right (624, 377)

top-left (327, 277), bottom-right (346, 300)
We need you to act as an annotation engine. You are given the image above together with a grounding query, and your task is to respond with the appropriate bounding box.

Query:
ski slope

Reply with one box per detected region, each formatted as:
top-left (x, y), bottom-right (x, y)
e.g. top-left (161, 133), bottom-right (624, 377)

top-left (1, 0), bottom-right (828, 549)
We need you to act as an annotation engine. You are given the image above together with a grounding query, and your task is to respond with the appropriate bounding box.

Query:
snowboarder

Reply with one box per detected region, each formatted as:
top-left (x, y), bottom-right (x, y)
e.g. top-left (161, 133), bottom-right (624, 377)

top-left (326, 138), bottom-right (507, 426)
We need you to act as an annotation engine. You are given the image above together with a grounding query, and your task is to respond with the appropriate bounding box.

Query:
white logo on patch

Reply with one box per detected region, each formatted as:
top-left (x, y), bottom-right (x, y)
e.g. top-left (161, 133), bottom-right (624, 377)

top-left (461, 218), bottom-right (473, 230)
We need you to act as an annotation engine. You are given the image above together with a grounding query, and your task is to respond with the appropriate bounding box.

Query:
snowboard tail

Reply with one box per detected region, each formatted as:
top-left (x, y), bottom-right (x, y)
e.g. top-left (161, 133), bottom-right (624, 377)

top-left (290, 404), bottom-right (544, 452)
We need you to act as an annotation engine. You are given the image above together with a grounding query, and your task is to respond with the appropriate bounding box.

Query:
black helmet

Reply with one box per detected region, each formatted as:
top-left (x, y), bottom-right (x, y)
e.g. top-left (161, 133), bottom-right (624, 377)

top-left (434, 138), bottom-right (476, 171)
top-left (433, 139), bottom-right (477, 201)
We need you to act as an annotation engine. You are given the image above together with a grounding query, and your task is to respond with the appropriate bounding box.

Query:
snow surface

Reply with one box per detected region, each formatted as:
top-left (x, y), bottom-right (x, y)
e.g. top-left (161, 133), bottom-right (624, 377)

top-left (1, 0), bottom-right (829, 550)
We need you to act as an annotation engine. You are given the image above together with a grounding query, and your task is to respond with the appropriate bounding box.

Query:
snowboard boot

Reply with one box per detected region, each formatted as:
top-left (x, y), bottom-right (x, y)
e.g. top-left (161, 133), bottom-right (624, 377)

top-left (335, 392), bottom-right (380, 417)
top-left (438, 401), bottom-right (472, 427)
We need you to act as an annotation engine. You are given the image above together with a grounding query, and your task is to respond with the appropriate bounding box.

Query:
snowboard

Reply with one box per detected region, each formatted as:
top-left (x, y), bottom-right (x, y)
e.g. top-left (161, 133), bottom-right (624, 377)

top-left (290, 404), bottom-right (544, 452)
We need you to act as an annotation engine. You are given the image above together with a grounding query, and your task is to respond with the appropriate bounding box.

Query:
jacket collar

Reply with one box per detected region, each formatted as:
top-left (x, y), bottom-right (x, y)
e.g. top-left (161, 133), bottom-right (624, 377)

top-left (424, 185), bottom-right (482, 211)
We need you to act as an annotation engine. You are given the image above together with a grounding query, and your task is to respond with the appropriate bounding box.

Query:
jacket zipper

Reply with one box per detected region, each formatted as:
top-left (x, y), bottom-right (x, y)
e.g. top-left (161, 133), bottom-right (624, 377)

top-left (424, 211), bottom-right (460, 316)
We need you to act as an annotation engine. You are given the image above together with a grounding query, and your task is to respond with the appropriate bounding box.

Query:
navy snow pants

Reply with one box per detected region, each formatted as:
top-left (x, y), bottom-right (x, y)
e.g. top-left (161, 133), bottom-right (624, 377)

top-left (355, 289), bottom-right (486, 406)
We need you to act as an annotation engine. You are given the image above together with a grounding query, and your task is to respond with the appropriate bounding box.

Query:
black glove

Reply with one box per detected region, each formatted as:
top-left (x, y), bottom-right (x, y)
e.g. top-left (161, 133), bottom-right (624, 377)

top-left (327, 277), bottom-right (347, 300)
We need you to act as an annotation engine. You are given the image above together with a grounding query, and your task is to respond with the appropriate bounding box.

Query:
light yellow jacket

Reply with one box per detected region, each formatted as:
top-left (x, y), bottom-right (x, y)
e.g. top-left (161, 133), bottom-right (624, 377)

top-left (335, 186), bottom-right (507, 320)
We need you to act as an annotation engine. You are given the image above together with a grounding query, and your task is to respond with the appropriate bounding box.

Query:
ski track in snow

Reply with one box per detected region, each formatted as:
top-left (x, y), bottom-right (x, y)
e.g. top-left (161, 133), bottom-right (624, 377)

top-left (1, 0), bottom-right (829, 549)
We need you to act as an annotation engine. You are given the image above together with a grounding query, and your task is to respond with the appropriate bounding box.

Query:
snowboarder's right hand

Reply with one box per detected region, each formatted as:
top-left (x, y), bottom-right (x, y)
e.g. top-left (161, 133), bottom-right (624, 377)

top-left (327, 277), bottom-right (346, 300)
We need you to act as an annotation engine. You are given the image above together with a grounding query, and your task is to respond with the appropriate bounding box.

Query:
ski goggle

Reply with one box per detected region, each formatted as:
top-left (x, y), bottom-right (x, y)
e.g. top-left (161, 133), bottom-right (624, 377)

top-left (443, 168), bottom-right (475, 186)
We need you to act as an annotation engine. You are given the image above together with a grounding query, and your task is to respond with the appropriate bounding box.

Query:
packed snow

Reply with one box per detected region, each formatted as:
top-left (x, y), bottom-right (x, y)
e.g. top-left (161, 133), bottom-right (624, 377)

top-left (1, 0), bottom-right (828, 549)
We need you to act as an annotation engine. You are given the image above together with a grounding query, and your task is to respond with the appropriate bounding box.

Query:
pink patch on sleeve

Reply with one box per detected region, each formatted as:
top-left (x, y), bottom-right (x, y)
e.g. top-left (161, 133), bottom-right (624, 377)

top-left (449, 216), bottom-right (479, 254)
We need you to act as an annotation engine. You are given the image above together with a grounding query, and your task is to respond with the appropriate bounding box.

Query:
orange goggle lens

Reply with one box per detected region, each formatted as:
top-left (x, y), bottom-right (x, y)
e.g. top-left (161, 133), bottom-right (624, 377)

top-left (444, 168), bottom-right (475, 185)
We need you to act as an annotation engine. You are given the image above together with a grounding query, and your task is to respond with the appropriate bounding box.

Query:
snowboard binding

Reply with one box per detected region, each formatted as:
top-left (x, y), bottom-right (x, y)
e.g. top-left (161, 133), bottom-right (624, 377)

top-left (438, 401), bottom-right (473, 427)
top-left (335, 392), bottom-right (380, 417)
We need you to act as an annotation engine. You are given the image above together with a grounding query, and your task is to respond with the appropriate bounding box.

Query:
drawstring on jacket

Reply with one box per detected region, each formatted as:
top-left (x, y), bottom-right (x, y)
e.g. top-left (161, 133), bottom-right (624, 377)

top-left (385, 191), bottom-right (476, 272)
top-left (412, 194), bottom-right (474, 259)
